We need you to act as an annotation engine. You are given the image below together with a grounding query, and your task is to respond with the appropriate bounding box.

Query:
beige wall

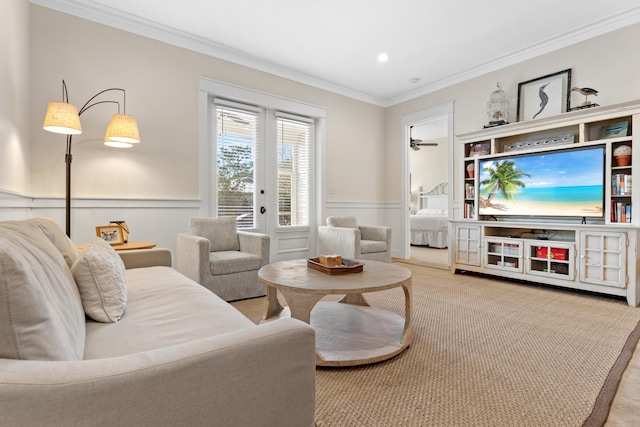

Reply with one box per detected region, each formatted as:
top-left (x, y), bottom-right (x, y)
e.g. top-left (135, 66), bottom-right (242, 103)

top-left (385, 22), bottom-right (640, 204)
top-left (0, 0), bottom-right (30, 194)
top-left (28, 5), bottom-right (386, 201)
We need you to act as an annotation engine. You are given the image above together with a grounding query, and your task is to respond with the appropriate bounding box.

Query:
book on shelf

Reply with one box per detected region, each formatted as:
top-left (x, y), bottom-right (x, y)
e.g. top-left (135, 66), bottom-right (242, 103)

top-left (611, 201), bottom-right (632, 223)
top-left (465, 183), bottom-right (475, 199)
top-left (464, 202), bottom-right (475, 219)
top-left (612, 173), bottom-right (632, 196)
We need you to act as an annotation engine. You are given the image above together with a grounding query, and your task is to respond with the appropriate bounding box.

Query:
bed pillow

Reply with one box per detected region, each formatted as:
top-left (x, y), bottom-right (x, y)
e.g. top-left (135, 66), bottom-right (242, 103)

top-left (71, 238), bottom-right (127, 323)
top-left (416, 208), bottom-right (445, 216)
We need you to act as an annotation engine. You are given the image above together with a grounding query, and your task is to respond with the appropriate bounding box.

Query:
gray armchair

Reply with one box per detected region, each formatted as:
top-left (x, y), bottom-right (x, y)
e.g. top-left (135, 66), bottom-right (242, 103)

top-left (176, 217), bottom-right (270, 301)
top-left (318, 216), bottom-right (392, 263)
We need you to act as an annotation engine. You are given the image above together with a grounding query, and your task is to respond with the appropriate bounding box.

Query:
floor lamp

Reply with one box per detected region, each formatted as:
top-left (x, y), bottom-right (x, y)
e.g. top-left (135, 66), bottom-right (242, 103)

top-left (42, 80), bottom-right (141, 237)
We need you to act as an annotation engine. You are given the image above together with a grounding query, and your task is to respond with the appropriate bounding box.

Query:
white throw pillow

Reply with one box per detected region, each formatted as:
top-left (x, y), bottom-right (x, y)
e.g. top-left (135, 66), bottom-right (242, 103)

top-left (72, 238), bottom-right (127, 323)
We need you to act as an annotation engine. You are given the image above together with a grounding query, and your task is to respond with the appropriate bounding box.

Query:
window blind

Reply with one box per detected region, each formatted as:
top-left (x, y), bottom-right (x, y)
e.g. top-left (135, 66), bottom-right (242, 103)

top-left (276, 114), bottom-right (312, 227)
top-left (214, 102), bottom-right (260, 228)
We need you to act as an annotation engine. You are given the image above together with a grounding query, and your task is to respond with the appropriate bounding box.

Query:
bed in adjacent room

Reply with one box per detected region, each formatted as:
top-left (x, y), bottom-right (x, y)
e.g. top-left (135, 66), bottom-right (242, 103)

top-left (410, 183), bottom-right (449, 248)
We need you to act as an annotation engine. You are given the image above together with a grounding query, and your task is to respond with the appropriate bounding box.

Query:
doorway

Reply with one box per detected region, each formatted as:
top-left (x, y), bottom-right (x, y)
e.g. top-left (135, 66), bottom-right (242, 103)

top-left (400, 102), bottom-right (454, 269)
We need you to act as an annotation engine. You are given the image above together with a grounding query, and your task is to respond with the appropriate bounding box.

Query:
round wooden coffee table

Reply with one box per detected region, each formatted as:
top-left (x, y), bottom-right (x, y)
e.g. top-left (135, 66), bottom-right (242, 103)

top-left (258, 259), bottom-right (412, 367)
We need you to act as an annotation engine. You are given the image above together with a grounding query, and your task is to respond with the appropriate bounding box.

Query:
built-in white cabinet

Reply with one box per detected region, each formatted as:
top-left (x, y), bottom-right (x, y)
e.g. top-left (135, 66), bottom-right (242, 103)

top-left (453, 101), bottom-right (640, 306)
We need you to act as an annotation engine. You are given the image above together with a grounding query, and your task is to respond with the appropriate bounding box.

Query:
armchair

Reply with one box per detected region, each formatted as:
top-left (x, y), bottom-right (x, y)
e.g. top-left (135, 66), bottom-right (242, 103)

top-left (318, 216), bottom-right (392, 263)
top-left (176, 217), bottom-right (270, 301)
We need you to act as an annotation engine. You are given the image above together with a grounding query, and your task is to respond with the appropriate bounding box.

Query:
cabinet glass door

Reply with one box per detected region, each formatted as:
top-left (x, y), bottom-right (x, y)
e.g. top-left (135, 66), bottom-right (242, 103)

top-left (484, 238), bottom-right (523, 272)
top-left (526, 242), bottom-right (574, 280)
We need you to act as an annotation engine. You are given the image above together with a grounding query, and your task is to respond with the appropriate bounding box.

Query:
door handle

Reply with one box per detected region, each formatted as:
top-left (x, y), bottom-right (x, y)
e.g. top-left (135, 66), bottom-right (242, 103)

top-left (260, 206), bottom-right (266, 214)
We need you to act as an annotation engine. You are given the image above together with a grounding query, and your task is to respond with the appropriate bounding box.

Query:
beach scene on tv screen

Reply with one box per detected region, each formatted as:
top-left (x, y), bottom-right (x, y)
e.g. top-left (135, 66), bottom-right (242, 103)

top-left (478, 148), bottom-right (604, 217)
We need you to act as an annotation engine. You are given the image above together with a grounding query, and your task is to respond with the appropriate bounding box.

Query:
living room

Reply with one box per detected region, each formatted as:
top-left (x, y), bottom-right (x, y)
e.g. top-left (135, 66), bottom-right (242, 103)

top-left (4, 1), bottom-right (640, 425)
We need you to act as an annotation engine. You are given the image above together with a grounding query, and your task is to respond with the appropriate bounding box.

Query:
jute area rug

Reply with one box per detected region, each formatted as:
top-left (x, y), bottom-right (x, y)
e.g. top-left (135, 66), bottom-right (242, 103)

top-left (232, 263), bottom-right (640, 427)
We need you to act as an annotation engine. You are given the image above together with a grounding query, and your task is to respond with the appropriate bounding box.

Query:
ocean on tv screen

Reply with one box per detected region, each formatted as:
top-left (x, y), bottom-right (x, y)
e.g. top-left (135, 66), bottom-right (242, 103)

top-left (478, 147), bottom-right (605, 218)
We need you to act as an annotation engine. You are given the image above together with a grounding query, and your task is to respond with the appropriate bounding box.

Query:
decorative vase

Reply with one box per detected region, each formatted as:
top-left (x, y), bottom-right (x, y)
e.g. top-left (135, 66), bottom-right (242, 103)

top-left (613, 145), bottom-right (632, 166)
top-left (615, 155), bottom-right (631, 166)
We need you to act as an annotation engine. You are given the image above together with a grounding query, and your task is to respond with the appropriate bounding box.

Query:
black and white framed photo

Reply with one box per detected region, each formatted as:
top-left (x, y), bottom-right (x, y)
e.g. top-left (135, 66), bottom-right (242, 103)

top-left (517, 69), bottom-right (571, 122)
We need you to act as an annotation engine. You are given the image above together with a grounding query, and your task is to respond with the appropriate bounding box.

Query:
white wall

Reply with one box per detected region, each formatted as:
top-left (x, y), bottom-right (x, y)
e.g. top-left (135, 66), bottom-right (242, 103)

top-left (410, 135), bottom-right (448, 213)
top-left (0, 0), bottom-right (30, 196)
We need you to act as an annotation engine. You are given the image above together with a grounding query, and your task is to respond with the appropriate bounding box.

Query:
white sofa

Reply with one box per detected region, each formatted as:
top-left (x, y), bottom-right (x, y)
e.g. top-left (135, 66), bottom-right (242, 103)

top-left (0, 218), bottom-right (316, 427)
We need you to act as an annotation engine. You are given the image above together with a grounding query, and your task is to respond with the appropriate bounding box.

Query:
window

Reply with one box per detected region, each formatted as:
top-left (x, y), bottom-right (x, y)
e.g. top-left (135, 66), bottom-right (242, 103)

top-left (277, 114), bottom-right (312, 227)
top-left (214, 102), bottom-right (260, 228)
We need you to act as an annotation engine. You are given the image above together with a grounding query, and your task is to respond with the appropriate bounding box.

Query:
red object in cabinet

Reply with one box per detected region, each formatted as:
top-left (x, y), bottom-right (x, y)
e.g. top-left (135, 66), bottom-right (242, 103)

top-left (535, 247), bottom-right (568, 260)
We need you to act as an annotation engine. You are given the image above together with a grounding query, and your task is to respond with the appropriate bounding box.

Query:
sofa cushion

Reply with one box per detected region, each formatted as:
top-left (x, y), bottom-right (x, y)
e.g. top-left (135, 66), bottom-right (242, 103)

top-left (27, 217), bottom-right (79, 268)
top-left (84, 266), bottom-right (254, 359)
top-left (71, 238), bottom-right (127, 323)
top-left (326, 216), bottom-right (358, 228)
top-left (360, 239), bottom-right (387, 254)
top-left (190, 217), bottom-right (240, 252)
top-left (0, 220), bottom-right (85, 361)
top-left (209, 251), bottom-right (263, 276)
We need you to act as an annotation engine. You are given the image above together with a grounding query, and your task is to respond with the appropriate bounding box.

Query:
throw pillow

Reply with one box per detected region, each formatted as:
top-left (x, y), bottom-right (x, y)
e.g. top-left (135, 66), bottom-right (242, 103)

top-left (190, 217), bottom-right (240, 252)
top-left (0, 222), bottom-right (85, 361)
top-left (71, 238), bottom-right (127, 323)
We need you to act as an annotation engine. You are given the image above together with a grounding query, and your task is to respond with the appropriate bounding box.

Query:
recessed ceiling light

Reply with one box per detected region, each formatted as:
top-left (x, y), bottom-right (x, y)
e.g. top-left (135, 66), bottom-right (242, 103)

top-left (377, 53), bottom-right (389, 63)
top-left (409, 77), bottom-right (421, 84)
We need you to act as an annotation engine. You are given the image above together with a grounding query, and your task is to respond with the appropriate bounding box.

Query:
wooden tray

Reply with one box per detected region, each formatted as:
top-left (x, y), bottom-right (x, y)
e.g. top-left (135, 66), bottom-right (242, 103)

top-left (307, 257), bottom-right (363, 275)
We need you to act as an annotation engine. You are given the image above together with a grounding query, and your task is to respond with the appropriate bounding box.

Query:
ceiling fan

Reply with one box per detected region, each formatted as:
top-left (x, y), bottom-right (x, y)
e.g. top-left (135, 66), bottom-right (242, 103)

top-left (410, 125), bottom-right (438, 151)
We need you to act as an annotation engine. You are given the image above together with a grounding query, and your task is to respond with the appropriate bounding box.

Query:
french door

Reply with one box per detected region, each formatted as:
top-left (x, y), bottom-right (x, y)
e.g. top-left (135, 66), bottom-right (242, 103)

top-left (212, 98), bottom-right (316, 261)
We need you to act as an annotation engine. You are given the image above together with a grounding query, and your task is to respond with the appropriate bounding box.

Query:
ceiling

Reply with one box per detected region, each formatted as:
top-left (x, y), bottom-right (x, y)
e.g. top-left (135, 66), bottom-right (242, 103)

top-left (34, 0), bottom-right (640, 106)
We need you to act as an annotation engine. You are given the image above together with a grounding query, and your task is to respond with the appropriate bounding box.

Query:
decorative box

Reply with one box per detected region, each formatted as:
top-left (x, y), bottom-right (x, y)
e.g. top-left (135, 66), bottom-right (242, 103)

top-left (535, 247), bottom-right (568, 260)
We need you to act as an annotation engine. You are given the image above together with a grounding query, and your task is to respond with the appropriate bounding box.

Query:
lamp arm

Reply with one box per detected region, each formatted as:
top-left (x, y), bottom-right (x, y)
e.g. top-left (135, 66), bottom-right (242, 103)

top-left (78, 100), bottom-right (121, 117)
top-left (78, 88), bottom-right (126, 116)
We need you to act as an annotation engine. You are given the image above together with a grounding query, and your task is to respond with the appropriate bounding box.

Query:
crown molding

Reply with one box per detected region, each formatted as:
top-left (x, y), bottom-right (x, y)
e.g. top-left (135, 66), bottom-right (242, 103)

top-left (31, 1), bottom-right (640, 108)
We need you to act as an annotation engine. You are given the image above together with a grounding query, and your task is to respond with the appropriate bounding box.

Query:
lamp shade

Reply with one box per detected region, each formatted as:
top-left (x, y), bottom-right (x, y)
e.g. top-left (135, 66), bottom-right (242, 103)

top-left (103, 120), bottom-right (133, 148)
top-left (105, 114), bottom-right (140, 143)
top-left (42, 102), bottom-right (82, 135)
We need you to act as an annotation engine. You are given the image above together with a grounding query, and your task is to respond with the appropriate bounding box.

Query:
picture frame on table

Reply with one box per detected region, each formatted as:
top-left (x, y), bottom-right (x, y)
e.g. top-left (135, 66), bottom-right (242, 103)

top-left (96, 225), bottom-right (125, 245)
top-left (517, 69), bottom-right (571, 122)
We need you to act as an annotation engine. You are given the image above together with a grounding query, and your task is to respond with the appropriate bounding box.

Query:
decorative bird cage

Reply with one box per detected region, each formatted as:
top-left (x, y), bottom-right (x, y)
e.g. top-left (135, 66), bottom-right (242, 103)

top-left (485, 83), bottom-right (509, 128)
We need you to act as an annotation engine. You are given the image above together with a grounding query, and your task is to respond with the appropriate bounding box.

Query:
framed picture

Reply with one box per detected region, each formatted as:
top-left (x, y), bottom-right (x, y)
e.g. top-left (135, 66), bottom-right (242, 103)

top-left (96, 225), bottom-right (125, 245)
top-left (599, 121), bottom-right (629, 139)
top-left (517, 69), bottom-right (571, 122)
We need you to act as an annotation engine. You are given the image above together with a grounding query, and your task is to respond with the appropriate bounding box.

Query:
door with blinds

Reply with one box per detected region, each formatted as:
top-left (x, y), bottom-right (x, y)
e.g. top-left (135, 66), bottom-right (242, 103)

top-left (213, 100), bottom-right (316, 262)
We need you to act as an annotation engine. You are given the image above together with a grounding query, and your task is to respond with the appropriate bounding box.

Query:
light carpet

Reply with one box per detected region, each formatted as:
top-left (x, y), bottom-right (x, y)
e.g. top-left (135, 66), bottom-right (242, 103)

top-left (232, 264), bottom-right (640, 426)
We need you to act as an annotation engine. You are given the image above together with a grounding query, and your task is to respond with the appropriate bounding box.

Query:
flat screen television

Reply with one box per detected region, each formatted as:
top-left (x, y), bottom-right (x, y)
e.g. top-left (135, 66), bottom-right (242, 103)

top-left (478, 146), bottom-right (605, 218)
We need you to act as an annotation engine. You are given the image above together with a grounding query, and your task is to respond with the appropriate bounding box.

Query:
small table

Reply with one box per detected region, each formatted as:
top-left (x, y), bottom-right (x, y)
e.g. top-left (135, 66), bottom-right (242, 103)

top-left (77, 241), bottom-right (156, 251)
top-left (258, 259), bottom-right (412, 367)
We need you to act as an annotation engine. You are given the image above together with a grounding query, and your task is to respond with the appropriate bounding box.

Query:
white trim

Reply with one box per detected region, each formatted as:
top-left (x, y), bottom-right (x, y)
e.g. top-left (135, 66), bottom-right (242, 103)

top-left (200, 77), bottom-right (326, 118)
top-left (31, 1), bottom-right (640, 107)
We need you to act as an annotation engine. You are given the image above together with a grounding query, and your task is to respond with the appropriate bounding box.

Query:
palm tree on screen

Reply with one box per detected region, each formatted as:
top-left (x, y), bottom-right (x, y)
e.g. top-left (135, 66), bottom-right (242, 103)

top-left (479, 160), bottom-right (531, 208)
